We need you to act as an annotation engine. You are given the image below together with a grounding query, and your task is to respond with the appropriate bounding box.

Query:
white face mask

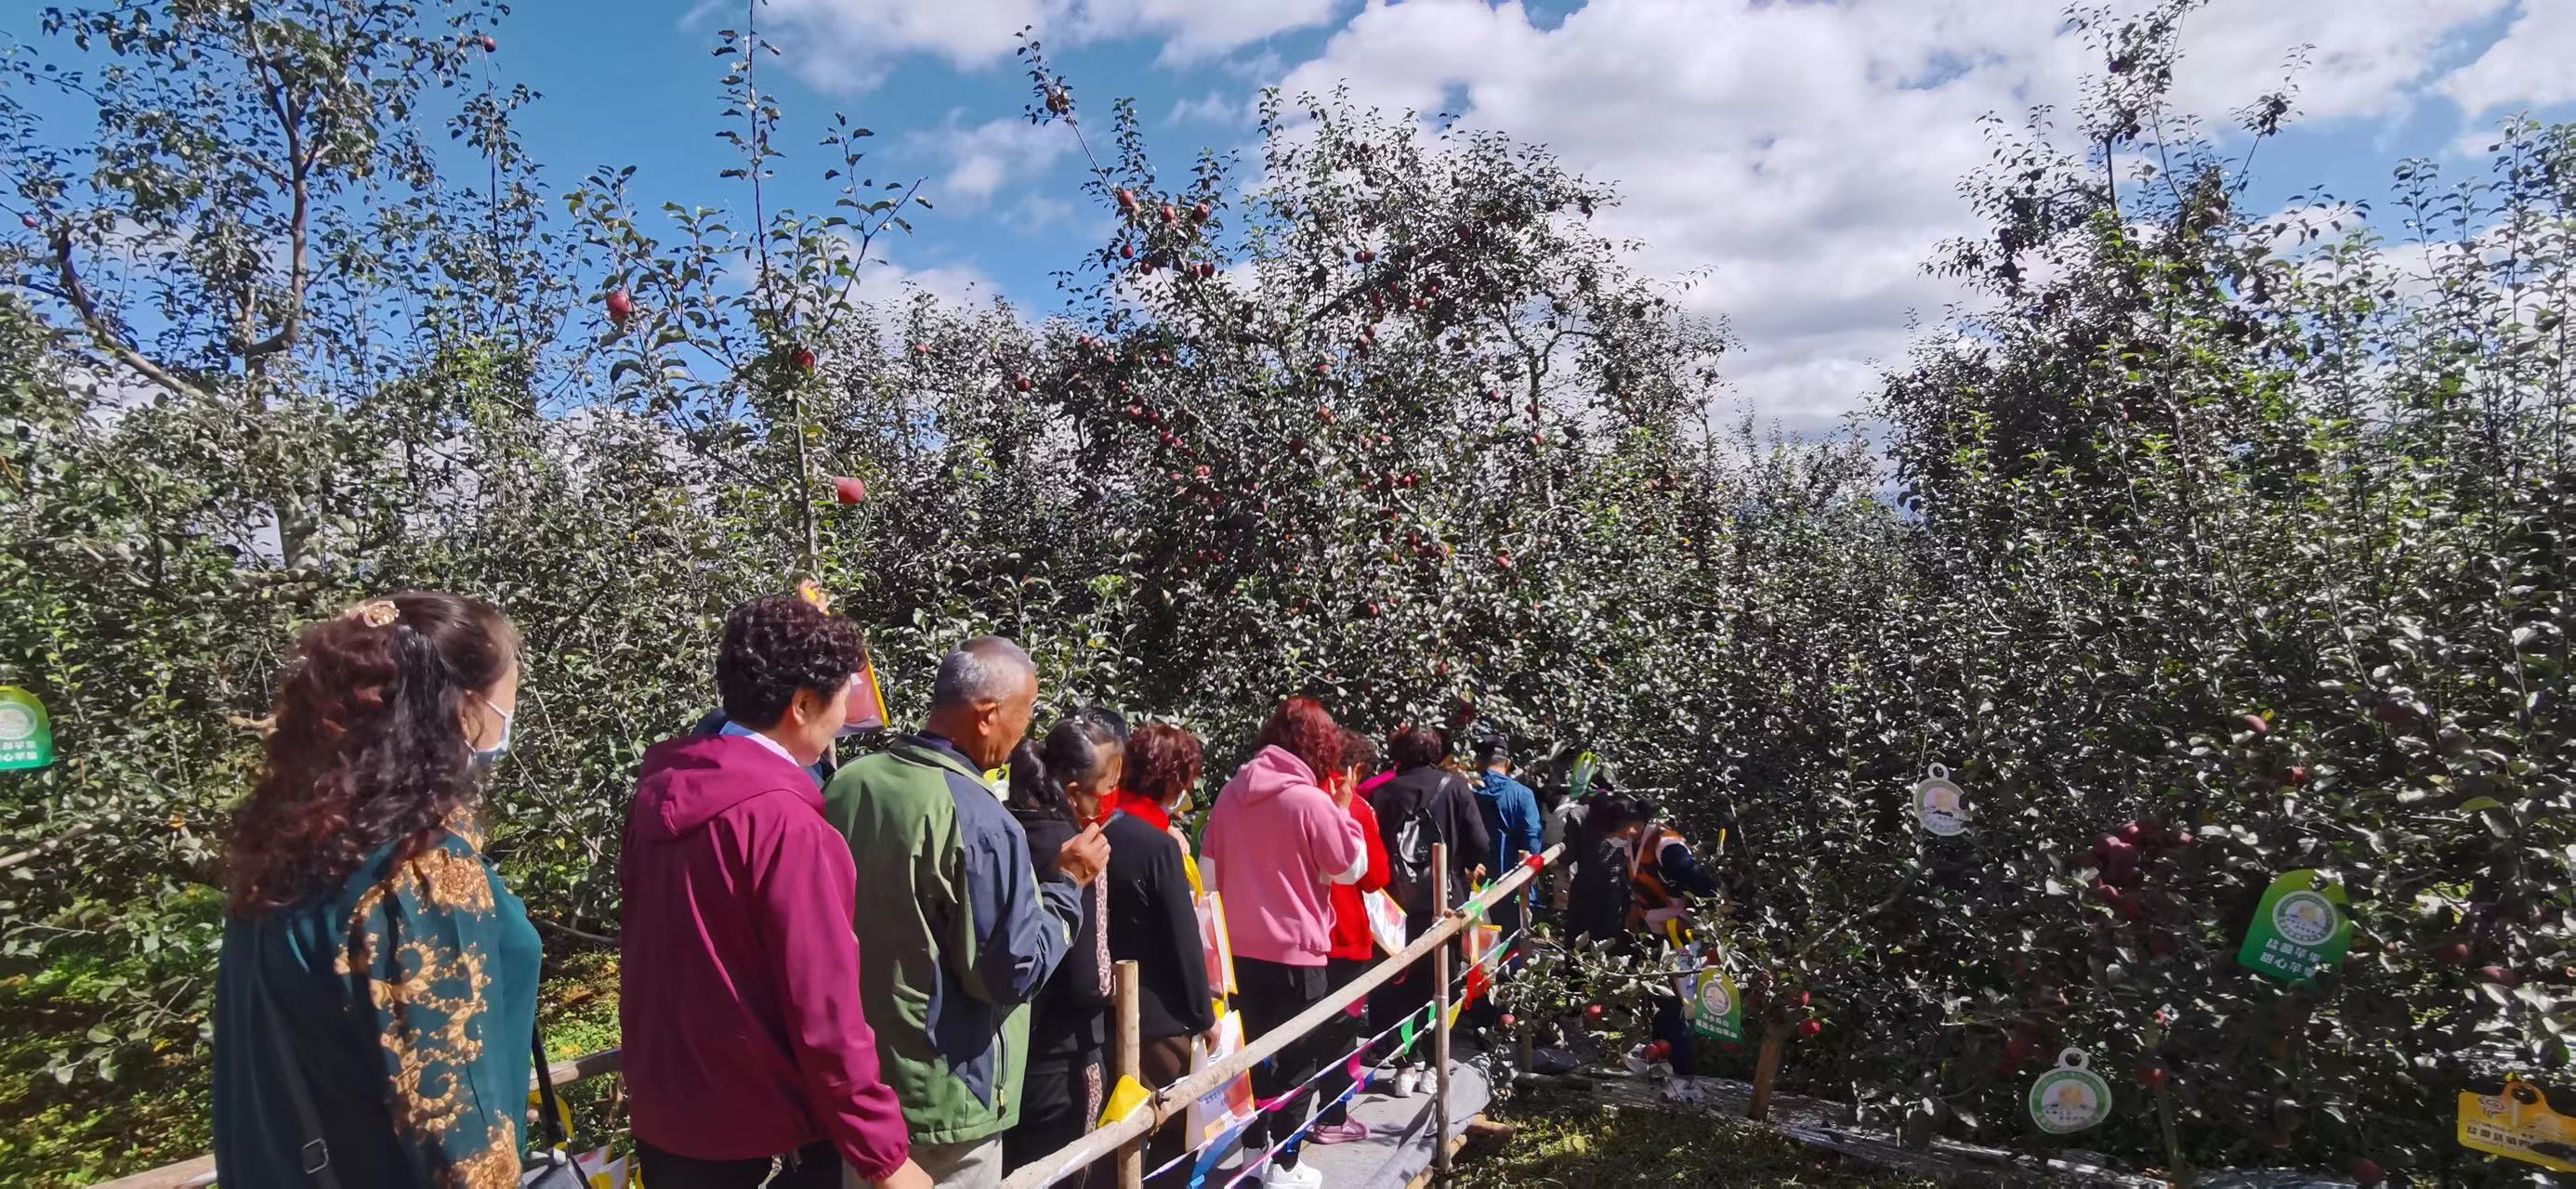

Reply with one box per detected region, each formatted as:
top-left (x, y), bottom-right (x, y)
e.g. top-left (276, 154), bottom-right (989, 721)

top-left (470, 693), bottom-right (513, 772)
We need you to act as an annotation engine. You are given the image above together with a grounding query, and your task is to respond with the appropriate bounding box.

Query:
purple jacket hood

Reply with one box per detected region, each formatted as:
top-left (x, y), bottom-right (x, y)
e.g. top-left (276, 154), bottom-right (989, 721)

top-left (632, 733), bottom-right (818, 838)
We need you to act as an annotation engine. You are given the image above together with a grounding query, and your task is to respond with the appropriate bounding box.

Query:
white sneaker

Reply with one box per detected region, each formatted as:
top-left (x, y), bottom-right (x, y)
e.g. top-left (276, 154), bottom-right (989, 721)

top-left (1393, 1069), bottom-right (1423, 1097)
top-left (1260, 1161), bottom-right (1323, 1188)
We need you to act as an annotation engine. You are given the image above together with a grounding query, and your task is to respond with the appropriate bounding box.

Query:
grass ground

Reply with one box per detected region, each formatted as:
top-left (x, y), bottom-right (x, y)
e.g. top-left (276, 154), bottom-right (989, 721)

top-left (1455, 1087), bottom-right (1943, 1188)
top-left (0, 945), bottom-right (627, 1188)
top-left (0, 950), bottom-right (216, 1187)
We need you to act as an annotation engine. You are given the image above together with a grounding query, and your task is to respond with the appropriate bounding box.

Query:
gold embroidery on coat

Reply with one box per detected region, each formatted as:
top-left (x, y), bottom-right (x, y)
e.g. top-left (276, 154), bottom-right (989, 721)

top-left (411, 847), bottom-right (496, 914)
top-left (336, 836), bottom-right (515, 1183)
top-left (446, 1121), bottom-right (522, 1189)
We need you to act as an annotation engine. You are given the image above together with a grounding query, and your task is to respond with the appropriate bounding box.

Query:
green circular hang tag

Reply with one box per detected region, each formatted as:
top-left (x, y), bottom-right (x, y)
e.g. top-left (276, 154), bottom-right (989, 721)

top-left (2236, 869), bottom-right (2351, 982)
top-left (0, 687), bottom-right (55, 772)
top-left (2029, 1048), bottom-right (2112, 1134)
top-left (1685, 950), bottom-right (1743, 1043)
top-left (1915, 763), bottom-right (1967, 837)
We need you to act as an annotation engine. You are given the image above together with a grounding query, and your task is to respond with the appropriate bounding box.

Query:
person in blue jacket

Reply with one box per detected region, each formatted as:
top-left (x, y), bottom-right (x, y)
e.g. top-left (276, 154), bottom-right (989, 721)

top-left (1471, 735), bottom-right (1544, 955)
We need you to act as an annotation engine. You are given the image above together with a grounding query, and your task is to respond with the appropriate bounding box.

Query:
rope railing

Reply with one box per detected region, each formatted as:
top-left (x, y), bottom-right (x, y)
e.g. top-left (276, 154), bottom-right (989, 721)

top-left (999, 843), bottom-right (1561, 1189)
top-left (87, 845), bottom-right (1562, 1189)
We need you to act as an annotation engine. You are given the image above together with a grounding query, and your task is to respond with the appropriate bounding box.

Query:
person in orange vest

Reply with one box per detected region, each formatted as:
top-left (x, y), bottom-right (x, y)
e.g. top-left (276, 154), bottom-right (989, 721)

top-left (1569, 796), bottom-right (1717, 1087)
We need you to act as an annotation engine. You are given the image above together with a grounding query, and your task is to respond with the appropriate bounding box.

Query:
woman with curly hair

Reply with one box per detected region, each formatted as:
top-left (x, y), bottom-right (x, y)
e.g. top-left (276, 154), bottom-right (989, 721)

top-left (214, 592), bottom-right (537, 1189)
top-left (1201, 697), bottom-right (1367, 1189)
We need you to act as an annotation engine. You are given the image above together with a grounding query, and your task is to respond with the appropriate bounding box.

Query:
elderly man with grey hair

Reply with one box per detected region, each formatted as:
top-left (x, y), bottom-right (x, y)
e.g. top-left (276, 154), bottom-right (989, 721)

top-left (822, 637), bottom-right (1110, 1188)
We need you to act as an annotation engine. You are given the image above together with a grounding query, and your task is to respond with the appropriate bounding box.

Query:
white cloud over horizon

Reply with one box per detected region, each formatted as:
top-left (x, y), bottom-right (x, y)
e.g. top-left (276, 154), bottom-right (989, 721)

top-left (750, 0), bottom-right (2572, 431)
top-left (725, 0), bottom-right (1349, 94)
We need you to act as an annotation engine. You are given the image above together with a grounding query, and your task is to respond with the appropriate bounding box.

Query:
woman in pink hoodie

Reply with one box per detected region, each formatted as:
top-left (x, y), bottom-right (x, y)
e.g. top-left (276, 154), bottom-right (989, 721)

top-left (1201, 698), bottom-right (1366, 1189)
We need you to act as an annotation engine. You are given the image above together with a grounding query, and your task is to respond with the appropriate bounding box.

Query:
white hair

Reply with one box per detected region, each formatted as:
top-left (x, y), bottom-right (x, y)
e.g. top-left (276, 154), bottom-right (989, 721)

top-left (934, 635), bottom-right (1034, 708)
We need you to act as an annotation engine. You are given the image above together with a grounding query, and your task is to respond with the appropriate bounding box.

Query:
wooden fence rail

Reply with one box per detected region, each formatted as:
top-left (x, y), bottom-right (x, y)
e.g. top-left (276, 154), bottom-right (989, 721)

top-left (86, 846), bottom-right (1565, 1189)
top-left (999, 843), bottom-right (1560, 1189)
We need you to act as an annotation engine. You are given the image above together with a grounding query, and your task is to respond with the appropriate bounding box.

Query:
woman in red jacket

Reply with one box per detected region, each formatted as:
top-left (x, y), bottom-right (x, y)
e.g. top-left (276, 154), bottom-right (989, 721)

top-left (1309, 728), bottom-right (1392, 1144)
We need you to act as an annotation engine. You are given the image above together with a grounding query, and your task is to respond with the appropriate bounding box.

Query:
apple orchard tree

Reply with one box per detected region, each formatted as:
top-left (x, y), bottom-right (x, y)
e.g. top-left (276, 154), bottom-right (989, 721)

top-left (0, 0), bottom-right (2569, 1183)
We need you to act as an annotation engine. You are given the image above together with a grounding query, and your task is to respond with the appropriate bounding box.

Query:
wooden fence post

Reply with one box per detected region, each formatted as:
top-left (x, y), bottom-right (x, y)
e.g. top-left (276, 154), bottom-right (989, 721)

top-left (1432, 843), bottom-right (1453, 1182)
top-left (1746, 1019), bottom-right (1786, 1122)
top-left (1113, 959), bottom-right (1142, 1189)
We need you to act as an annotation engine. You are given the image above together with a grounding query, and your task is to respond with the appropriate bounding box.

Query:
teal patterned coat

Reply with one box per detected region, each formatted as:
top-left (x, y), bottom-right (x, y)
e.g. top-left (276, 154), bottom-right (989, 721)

top-left (214, 828), bottom-right (542, 1188)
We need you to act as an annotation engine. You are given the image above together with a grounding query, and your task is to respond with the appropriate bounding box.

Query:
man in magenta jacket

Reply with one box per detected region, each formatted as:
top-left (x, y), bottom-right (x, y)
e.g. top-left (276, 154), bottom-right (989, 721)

top-left (620, 594), bottom-right (928, 1189)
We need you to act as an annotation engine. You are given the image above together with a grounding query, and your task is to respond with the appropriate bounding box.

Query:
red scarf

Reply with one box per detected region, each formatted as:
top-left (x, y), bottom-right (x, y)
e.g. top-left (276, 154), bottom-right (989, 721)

top-left (1107, 788), bottom-right (1171, 832)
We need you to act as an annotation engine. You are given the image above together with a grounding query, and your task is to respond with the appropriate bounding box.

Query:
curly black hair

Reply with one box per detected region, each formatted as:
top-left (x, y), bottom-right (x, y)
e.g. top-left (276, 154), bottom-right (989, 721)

top-left (717, 594), bottom-right (869, 730)
top-left (229, 591), bottom-right (519, 914)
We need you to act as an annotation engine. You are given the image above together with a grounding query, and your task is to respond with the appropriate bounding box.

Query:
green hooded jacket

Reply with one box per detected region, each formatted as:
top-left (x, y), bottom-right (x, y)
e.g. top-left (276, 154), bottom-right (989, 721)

top-left (822, 733), bottom-right (1081, 1145)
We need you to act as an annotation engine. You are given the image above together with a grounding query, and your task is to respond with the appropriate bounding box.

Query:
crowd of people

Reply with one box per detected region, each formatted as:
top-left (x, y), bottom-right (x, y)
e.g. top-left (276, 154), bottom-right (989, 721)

top-left (208, 589), bottom-right (1714, 1189)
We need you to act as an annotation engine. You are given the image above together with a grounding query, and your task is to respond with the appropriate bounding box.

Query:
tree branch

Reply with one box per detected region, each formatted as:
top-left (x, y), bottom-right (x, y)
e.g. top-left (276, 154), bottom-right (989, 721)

top-left (242, 8), bottom-right (310, 365)
top-left (48, 229), bottom-right (211, 401)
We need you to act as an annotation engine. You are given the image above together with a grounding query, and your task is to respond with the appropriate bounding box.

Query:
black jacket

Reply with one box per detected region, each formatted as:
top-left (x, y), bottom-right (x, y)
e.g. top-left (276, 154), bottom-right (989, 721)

top-left (1371, 764), bottom-right (1493, 919)
top-left (1015, 810), bottom-right (1112, 1059)
top-left (1102, 812), bottom-right (1216, 1040)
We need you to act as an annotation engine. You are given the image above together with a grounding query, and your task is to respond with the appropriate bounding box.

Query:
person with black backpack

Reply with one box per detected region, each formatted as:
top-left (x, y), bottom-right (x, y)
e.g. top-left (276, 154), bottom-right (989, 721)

top-left (1366, 725), bottom-right (1492, 1095)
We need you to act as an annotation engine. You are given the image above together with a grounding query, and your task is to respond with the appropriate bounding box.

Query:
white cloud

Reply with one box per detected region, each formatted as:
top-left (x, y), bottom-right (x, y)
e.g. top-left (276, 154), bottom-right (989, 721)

top-left (2162, 0), bottom-right (2508, 123)
top-left (1167, 90), bottom-right (1249, 126)
top-left (734, 0), bottom-right (1345, 94)
top-left (1262, 0), bottom-right (2513, 426)
top-left (1001, 193), bottom-right (1080, 235)
top-left (869, 253), bottom-right (1004, 310)
top-left (911, 115), bottom-right (1073, 211)
top-left (2436, 0), bottom-right (2576, 117)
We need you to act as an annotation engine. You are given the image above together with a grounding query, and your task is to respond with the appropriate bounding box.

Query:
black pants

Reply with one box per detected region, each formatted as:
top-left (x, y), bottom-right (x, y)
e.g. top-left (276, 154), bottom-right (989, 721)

top-left (1316, 957), bottom-right (1373, 1126)
top-left (1004, 1049), bottom-right (1110, 1186)
top-left (1234, 956), bottom-right (1328, 1170)
top-left (1140, 1034), bottom-right (1195, 1189)
top-left (1370, 909), bottom-right (1439, 1065)
top-left (636, 1139), bottom-right (837, 1189)
top-left (1653, 994), bottom-right (1698, 1078)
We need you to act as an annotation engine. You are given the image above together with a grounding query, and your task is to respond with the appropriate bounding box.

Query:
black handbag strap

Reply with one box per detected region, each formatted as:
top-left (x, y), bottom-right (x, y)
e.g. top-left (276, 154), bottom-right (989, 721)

top-left (530, 1027), bottom-right (568, 1150)
top-left (529, 1027), bottom-right (588, 1182)
top-left (253, 965), bottom-right (344, 1188)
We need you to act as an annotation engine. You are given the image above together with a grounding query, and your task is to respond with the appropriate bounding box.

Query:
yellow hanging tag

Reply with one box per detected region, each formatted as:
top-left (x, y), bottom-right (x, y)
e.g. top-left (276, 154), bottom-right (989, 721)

top-left (1099, 1074), bottom-right (1150, 1129)
top-left (527, 1086), bottom-right (573, 1144)
top-left (2458, 1077), bottom-right (2576, 1172)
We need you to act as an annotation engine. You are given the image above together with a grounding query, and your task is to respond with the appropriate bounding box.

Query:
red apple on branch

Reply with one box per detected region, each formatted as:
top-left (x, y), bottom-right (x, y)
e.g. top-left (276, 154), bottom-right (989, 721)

top-left (830, 476), bottom-right (866, 504)
top-left (606, 289), bottom-right (634, 322)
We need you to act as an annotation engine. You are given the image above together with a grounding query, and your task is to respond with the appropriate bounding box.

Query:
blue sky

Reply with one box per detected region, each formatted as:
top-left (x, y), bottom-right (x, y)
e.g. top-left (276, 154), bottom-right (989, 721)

top-left (8, 0), bottom-right (2571, 428)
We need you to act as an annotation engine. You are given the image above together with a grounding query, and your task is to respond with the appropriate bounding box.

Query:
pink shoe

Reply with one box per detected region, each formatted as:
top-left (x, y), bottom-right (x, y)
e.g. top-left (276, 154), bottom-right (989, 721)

top-left (1309, 1119), bottom-right (1371, 1145)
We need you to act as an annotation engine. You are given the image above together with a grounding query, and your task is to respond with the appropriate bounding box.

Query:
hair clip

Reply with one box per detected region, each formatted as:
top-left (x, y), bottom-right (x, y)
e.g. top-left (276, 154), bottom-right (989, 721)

top-left (346, 599), bottom-right (400, 628)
